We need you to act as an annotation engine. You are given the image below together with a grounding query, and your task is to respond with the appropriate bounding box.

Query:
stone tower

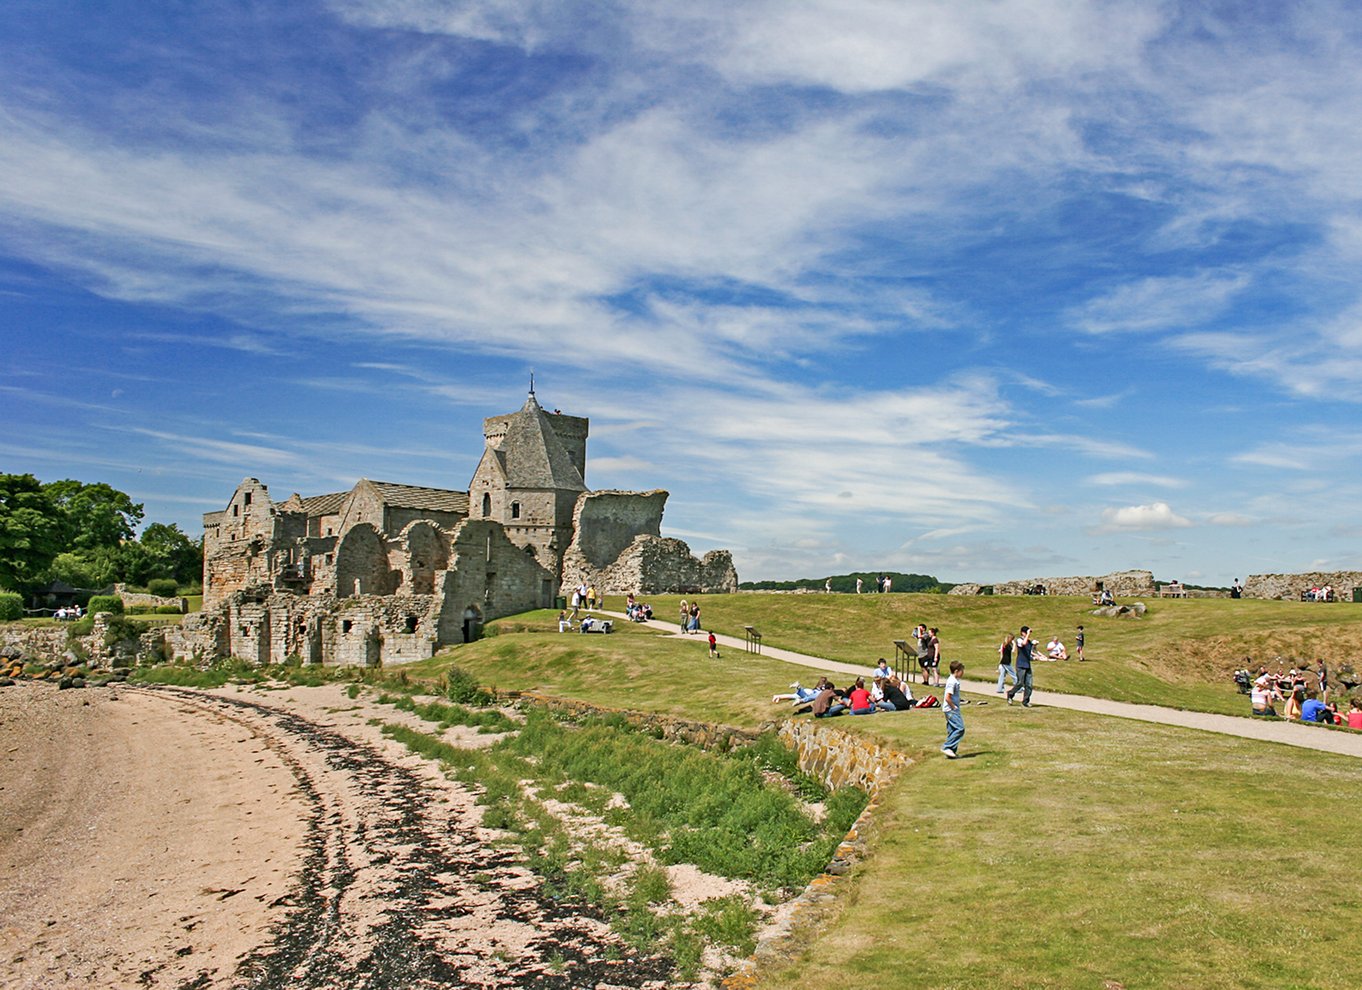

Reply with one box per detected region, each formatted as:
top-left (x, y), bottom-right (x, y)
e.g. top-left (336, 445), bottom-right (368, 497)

top-left (468, 391), bottom-right (588, 576)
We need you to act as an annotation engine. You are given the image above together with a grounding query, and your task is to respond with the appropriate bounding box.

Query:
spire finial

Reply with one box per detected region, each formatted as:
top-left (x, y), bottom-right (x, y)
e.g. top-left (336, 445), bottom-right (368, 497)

top-left (529, 370), bottom-right (536, 399)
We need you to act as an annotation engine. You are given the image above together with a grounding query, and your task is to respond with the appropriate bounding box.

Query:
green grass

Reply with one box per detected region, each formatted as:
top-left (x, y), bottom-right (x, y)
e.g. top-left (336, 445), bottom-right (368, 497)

top-left (748, 706), bottom-right (1362, 989)
top-left (386, 611), bottom-right (1362, 987)
top-left (636, 593), bottom-right (1362, 715)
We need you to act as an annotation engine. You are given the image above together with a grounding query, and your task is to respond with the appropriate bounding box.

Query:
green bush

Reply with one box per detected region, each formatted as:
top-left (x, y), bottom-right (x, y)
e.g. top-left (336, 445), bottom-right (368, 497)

top-left (87, 595), bottom-right (124, 616)
top-left (147, 578), bottom-right (179, 597)
top-left (155, 604), bottom-right (183, 614)
top-left (0, 592), bottom-right (22, 622)
top-left (127, 604), bottom-right (156, 615)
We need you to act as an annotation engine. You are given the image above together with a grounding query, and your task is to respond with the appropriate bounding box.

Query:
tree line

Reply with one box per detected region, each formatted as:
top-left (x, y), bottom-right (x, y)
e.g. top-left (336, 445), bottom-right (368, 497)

top-left (0, 473), bottom-right (202, 596)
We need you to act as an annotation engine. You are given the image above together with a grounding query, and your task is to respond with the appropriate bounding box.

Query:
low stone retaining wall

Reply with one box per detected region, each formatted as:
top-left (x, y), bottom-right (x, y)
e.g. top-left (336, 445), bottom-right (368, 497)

top-left (776, 719), bottom-right (913, 796)
top-left (1244, 571), bottom-right (1362, 601)
top-left (114, 584), bottom-right (188, 613)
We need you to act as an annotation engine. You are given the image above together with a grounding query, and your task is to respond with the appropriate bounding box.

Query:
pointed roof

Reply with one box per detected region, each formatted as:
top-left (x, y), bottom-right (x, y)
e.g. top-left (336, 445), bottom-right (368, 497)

top-left (499, 395), bottom-right (586, 491)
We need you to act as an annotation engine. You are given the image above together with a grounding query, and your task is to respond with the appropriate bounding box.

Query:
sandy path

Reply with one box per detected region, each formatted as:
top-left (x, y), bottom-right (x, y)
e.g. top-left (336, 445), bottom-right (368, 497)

top-left (0, 682), bottom-right (306, 989)
top-left (0, 681), bottom-right (672, 990)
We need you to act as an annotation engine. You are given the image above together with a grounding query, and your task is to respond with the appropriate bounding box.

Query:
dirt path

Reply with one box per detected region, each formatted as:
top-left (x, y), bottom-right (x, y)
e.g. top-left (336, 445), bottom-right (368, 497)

top-left (610, 612), bottom-right (1362, 759)
top-left (0, 681), bottom-right (672, 990)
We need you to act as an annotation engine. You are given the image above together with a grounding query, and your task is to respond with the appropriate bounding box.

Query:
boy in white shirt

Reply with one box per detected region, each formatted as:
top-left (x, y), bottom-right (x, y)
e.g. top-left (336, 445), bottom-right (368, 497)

top-left (942, 660), bottom-right (965, 759)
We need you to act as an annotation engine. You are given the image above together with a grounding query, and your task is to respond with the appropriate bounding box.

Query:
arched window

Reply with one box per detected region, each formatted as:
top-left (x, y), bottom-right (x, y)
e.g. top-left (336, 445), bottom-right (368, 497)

top-left (481, 492), bottom-right (491, 517)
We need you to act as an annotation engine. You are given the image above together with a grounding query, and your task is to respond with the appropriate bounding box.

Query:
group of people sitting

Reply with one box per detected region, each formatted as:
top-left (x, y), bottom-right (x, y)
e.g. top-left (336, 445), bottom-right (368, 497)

top-left (623, 594), bottom-right (654, 622)
top-left (52, 605), bottom-right (85, 620)
top-left (1302, 585), bottom-right (1336, 602)
top-left (1090, 588), bottom-right (1116, 606)
top-left (772, 662), bottom-right (941, 718)
top-left (1248, 662), bottom-right (1361, 727)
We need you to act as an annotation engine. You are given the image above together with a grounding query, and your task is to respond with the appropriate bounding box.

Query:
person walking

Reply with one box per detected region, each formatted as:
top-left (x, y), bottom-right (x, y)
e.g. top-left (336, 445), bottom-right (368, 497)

top-left (679, 600), bottom-right (689, 634)
top-left (942, 660), bottom-right (965, 758)
top-left (1007, 625), bottom-right (1036, 707)
top-left (1075, 625), bottom-right (1086, 662)
top-left (708, 631), bottom-right (720, 658)
top-left (996, 632), bottom-right (1016, 693)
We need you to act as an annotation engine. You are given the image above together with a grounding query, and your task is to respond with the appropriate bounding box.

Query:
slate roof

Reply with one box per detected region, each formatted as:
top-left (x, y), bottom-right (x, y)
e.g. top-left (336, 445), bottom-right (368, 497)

top-left (366, 481), bottom-right (470, 515)
top-left (498, 396), bottom-right (586, 491)
top-left (298, 491), bottom-right (348, 516)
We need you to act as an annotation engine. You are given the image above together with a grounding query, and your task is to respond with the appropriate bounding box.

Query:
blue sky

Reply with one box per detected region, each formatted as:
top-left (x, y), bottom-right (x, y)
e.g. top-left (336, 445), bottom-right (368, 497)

top-left (3, 0), bottom-right (1361, 585)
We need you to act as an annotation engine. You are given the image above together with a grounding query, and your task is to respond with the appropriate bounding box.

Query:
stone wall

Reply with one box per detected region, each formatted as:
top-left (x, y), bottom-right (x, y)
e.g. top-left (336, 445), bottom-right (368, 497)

top-left (954, 569), bottom-right (1157, 597)
top-left (564, 490), bottom-right (666, 571)
top-left (776, 720), bottom-right (913, 796)
top-left (113, 584), bottom-right (187, 613)
top-left (1244, 571), bottom-right (1362, 601)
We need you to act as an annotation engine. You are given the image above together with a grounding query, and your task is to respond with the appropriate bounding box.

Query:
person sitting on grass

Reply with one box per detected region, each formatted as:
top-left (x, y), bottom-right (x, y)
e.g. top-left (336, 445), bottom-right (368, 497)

top-left (882, 675), bottom-right (914, 712)
top-left (812, 684), bottom-right (847, 718)
top-left (1046, 635), bottom-right (1068, 661)
top-left (1251, 672), bottom-right (1279, 717)
top-left (847, 677), bottom-right (877, 715)
top-left (1284, 684), bottom-right (1305, 721)
top-left (1300, 689), bottom-right (1331, 724)
top-left (872, 658), bottom-right (892, 680)
top-left (1348, 699), bottom-right (1362, 730)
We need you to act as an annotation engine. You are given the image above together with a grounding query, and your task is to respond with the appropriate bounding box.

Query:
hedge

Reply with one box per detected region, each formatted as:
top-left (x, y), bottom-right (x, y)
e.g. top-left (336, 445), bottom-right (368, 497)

top-left (87, 595), bottom-right (125, 616)
top-left (147, 578), bottom-right (179, 598)
top-left (0, 592), bottom-right (22, 622)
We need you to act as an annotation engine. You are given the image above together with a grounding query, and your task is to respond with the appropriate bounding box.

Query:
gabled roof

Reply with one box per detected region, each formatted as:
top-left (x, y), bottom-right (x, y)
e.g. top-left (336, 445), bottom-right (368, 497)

top-left (499, 396), bottom-right (586, 491)
top-left (366, 480), bottom-right (470, 514)
top-left (298, 491), bottom-right (349, 516)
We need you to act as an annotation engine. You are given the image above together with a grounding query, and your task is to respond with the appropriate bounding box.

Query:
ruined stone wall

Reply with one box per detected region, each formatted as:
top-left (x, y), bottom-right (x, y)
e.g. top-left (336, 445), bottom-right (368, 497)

top-left (113, 584), bottom-right (187, 612)
top-left (0, 625), bottom-right (79, 666)
top-left (335, 523), bottom-right (397, 598)
top-left (1244, 571), bottom-right (1362, 601)
top-left (330, 594), bottom-right (444, 666)
top-left (562, 490), bottom-right (666, 573)
top-left (980, 570), bottom-right (1157, 597)
top-left (439, 520), bottom-right (555, 643)
top-left (567, 533), bottom-right (737, 596)
top-left (202, 479), bottom-right (281, 608)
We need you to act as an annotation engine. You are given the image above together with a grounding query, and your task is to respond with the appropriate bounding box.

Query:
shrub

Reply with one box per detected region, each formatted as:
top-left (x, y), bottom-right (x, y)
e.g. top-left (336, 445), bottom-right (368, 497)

top-left (442, 666), bottom-right (494, 706)
top-left (155, 604), bottom-right (183, 614)
top-left (87, 595), bottom-right (124, 616)
top-left (127, 604), bottom-right (156, 615)
top-left (147, 578), bottom-right (179, 598)
top-left (0, 592), bottom-right (22, 622)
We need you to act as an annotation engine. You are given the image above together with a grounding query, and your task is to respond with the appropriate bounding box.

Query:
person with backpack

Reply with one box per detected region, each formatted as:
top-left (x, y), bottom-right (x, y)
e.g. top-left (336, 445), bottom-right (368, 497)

top-left (942, 660), bottom-right (965, 758)
top-left (1007, 626), bottom-right (1036, 707)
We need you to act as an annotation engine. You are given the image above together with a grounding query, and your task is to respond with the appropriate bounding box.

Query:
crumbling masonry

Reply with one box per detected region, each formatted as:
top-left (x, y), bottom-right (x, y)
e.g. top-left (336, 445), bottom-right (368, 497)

top-left (168, 392), bottom-right (737, 667)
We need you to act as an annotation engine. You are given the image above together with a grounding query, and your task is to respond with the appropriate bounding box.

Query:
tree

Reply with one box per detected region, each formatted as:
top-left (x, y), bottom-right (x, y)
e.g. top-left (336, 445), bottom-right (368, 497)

top-left (0, 474), bottom-right (65, 593)
top-left (139, 523), bottom-right (203, 585)
top-left (43, 480), bottom-right (144, 552)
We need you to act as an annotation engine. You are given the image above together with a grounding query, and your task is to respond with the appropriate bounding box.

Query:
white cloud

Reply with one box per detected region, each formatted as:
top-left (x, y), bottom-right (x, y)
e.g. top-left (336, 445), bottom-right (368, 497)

top-left (1093, 501), bottom-right (1192, 532)
top-left (1066, 271), bottom-right (1248, 336)
top-left (1086, 472), bottom-right (1185, 488)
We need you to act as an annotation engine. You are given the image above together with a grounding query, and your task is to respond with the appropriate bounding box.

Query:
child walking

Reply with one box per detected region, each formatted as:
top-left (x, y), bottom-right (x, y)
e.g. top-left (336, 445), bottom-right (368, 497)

top-left (942, 660), bottom-right (965, 759)
top-left (708, 631), bottom-right (720, 658)
top-left (1075, 625), bottom-right (1086, 662)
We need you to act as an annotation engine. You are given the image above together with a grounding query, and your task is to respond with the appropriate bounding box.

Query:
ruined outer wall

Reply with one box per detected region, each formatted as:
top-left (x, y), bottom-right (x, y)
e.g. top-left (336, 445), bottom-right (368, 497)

top-left (562, 490), bottom-right (666, 573)
top-left (954, 570), bottom-right (1156, 597)
top-left (573, 534), bottom-right (737, 595)
top-left (1244, 571), bottom-right (1362, 601)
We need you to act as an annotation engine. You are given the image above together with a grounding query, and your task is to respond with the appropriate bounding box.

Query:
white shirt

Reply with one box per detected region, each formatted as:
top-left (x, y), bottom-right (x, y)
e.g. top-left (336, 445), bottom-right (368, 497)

top-left (944, 673), bottom-right (961, 710)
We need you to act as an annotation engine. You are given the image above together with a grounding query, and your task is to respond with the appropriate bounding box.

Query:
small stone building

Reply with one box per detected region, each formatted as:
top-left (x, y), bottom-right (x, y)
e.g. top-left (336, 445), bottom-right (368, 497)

top-left (179, 390), bottom-right (737, 667)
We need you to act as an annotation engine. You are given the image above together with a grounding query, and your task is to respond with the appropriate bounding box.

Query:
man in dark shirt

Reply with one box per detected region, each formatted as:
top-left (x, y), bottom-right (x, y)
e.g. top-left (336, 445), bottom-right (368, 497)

top-left (1007, 625), bottom-right (1036, 707)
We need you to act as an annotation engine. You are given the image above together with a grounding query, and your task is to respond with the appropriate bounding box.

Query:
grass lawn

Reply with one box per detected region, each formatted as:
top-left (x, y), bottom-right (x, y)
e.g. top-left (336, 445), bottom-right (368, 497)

top-left (623, 593), bottom-right (1362, 716)
top-left (422, 615), bottom-right (1361, 989)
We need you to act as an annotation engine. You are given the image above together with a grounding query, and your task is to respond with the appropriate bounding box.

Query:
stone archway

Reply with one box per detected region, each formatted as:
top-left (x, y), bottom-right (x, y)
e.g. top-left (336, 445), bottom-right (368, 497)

top-left (335, 523), bottom-right (392, 598)
top-left (461, 605), bottom-right (483, 644)
top-left (403, 521), bottom-right (448, 595)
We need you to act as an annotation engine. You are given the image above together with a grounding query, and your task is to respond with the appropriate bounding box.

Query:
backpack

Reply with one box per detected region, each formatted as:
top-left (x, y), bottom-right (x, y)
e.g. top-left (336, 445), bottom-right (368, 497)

top-left (915, 695), bottom-right (939, 709)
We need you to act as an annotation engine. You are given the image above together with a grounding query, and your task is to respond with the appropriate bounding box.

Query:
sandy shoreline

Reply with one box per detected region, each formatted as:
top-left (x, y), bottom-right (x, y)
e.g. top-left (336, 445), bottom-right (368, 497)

top-left (0, 681), bottom-right (671, 990)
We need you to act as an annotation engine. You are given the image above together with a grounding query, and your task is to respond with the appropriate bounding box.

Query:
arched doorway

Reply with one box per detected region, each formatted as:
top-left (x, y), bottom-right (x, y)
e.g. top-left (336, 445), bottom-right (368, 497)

top-left (461, 605), bottom-right (483, 643)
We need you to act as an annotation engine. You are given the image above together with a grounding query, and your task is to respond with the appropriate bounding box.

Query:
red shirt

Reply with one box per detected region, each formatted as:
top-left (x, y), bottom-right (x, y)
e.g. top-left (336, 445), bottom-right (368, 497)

top-left (849, 688), bottom-right (872, 709)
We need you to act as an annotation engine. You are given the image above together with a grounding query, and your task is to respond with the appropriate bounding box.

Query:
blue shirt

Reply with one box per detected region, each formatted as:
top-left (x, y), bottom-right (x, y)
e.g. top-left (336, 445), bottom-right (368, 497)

top-left (1301, 699), bottom-right (1330, 723)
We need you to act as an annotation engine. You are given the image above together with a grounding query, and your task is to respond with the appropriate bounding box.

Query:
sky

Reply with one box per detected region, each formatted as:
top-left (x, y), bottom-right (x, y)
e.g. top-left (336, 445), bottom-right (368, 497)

top-left (3, 1), bottom-right (1362, 586)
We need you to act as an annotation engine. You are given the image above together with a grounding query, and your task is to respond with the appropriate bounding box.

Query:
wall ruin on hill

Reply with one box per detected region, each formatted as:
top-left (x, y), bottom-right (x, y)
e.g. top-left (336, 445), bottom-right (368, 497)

top-left (949, 569), bottom-right (1156, 597)
top-left (1244, 571), bottom-right (1362, 601)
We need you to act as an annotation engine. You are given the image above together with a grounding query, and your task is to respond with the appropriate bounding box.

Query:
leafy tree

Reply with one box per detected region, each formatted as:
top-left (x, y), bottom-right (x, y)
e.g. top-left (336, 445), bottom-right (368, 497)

top-left (139, 522), bottom-right (203, 585)
top-left (0, 474), bottom-right (65, 593)
top-left (43, 479), bottom-right (144, 552)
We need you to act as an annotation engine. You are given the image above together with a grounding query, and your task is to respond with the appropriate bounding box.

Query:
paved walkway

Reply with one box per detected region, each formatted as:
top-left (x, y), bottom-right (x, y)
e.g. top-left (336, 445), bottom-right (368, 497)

top-left (602, 611), bottom-right (1362, 759)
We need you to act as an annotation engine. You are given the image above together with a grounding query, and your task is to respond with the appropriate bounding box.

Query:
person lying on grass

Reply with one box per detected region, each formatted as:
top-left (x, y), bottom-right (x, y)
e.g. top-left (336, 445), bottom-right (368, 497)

top-left (773, 677), bottom-right (828, 705)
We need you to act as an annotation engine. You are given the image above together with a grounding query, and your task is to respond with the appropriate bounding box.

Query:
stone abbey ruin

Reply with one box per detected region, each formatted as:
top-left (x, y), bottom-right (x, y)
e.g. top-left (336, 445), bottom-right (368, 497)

top-left (170, 391), bottom-right (736, 667)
